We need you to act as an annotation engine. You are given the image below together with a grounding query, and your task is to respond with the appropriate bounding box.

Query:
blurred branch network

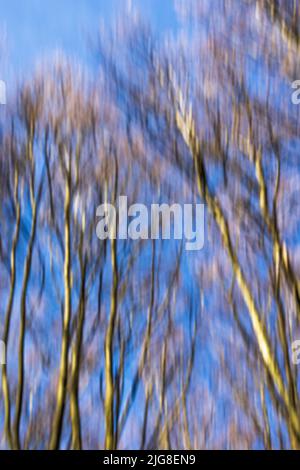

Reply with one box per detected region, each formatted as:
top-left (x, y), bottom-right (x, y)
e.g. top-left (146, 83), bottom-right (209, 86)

top-left (0, 0), bottom-right (300, 450)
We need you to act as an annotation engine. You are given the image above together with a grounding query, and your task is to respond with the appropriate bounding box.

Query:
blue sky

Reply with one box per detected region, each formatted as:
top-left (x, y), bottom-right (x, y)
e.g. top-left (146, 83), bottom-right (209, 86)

top-left (0, 0), bottom-right (177, 75)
